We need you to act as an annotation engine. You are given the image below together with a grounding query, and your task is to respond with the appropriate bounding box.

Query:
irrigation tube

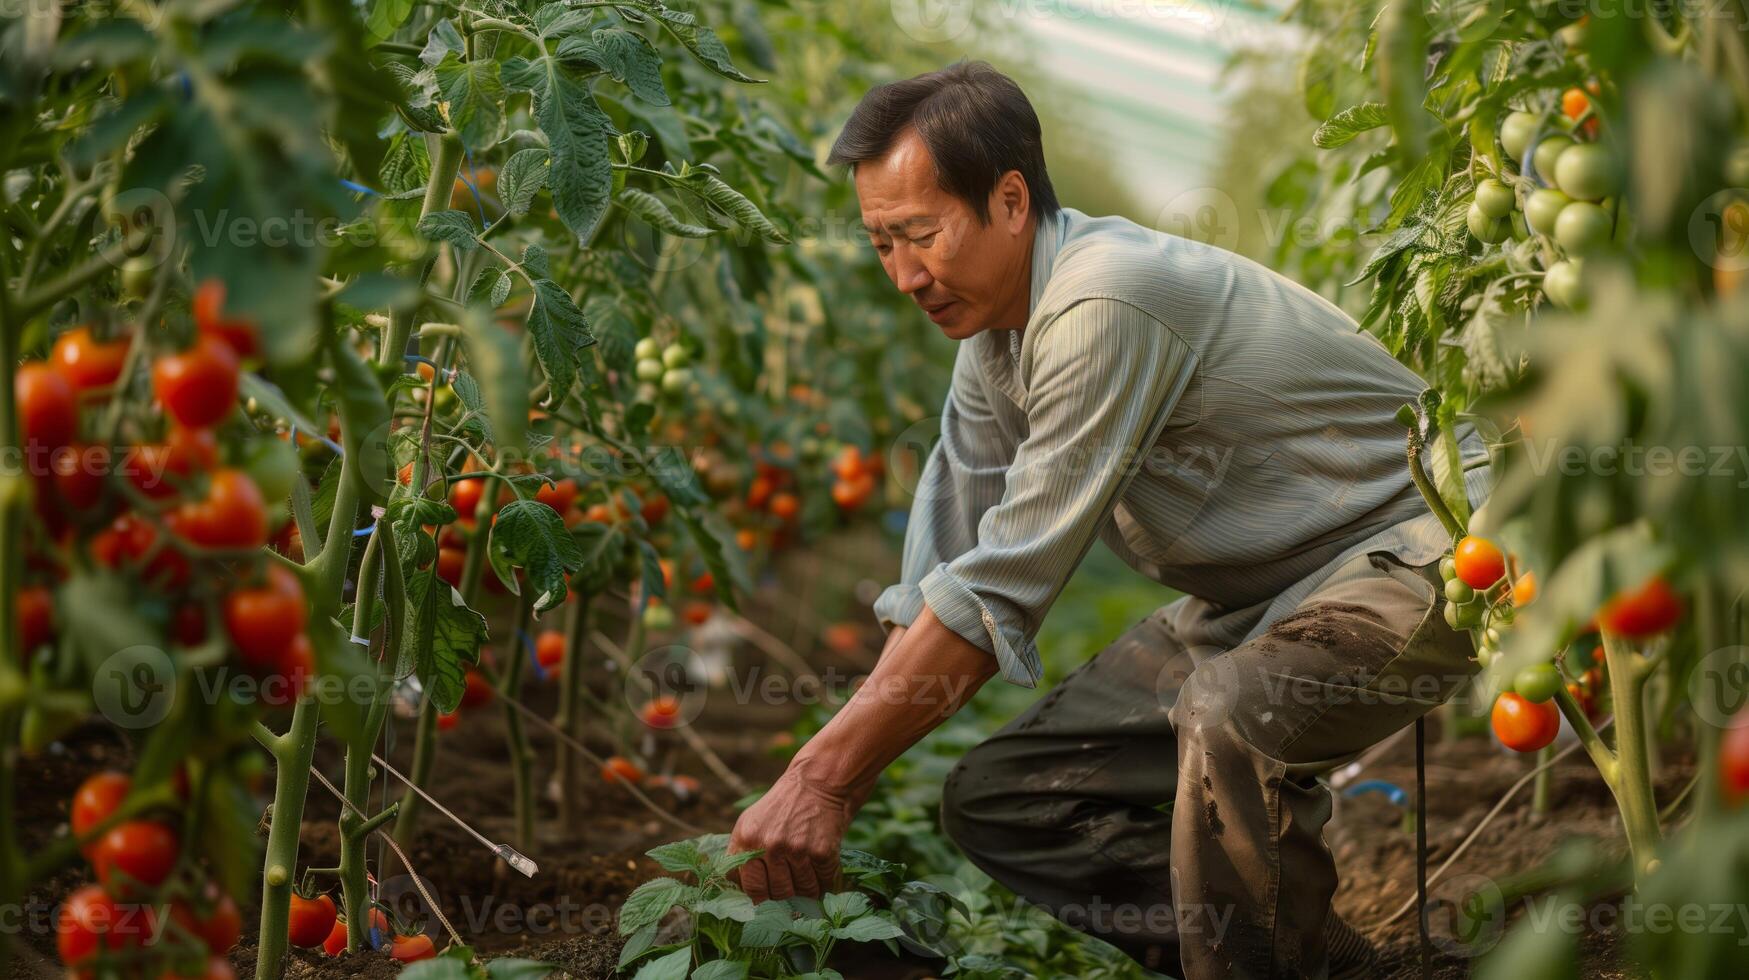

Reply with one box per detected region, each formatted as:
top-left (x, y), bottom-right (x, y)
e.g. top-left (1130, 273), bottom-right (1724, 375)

top-left (367, 754), bottom-right (539, 877)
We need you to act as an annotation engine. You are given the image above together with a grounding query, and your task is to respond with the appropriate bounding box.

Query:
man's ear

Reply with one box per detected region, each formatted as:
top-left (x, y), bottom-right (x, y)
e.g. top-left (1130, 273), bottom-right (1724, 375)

top-left (993, 170), bottom-right (1030, 234)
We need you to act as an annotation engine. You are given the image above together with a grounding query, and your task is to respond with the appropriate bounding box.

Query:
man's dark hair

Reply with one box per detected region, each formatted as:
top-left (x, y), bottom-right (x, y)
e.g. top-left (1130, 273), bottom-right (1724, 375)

top-left (828, 61), bottom-right (1060, 224)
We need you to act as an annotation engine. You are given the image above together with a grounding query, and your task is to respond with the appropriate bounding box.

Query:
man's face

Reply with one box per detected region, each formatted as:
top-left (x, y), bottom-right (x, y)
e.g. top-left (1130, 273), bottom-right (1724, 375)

top-left (853, 129), bottom-right (1034, 340)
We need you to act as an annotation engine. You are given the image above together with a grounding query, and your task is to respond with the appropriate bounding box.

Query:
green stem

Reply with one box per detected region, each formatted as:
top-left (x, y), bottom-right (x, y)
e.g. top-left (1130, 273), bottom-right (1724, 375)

top-left (1553, 680), bottom-right (1615, 782)
top-left (339, 529), bottom-right (385, 952)
top-left (1532, 744), bottom-right (1553, 816)
top-left (502, 589), bottom-right (536, 854)
top-left (556, 596), bottom-right (592, 827)
top-left (1601, 630), bottom-right (1663, 879)
top-left (255, 695), bottom-right (322, 980)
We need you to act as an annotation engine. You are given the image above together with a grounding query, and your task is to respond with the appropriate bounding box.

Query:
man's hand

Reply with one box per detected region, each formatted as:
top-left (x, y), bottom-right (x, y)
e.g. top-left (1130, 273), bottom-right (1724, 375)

top-left (727, 607), bottom-right (997, 902)
top-left (729, 757), bottom-right (853, 902)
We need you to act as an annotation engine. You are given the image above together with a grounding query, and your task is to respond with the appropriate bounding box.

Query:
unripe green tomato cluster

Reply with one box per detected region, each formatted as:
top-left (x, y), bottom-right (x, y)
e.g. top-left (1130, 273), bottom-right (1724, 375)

top-left (633, 337), bottom-right (695, 397)
top-left (1496, 107), bottom-right (1621, 311)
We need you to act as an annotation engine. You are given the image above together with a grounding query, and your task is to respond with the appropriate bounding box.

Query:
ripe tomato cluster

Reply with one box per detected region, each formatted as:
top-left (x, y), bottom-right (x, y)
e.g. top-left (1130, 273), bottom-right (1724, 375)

top-left (14, 280), bottom-right (310, 702)
top-left (58, 769), bottom-right (240, 980)
top-left (1439, 530), bottom-right (1685, 754)
top-left (828, 445), bottom-right (880, 512)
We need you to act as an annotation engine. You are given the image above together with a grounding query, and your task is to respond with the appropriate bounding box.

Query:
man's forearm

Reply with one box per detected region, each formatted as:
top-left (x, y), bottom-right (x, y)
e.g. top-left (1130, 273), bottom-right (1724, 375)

top-left (794, 606), bottom-right (997, 803)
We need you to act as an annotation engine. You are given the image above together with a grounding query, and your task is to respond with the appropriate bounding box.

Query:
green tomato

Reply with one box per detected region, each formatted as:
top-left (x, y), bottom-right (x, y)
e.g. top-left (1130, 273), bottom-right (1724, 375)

top-left (643, 602), bottom-right (675, 631)
top-left (1467, 202), bottom-right (1510, 244)
top-left (1444, 601), bottom-right (1463, 630)
top-left (244, 438), bottom-right (302, 505)
top-left (660, 367), bottom-right (693, 395)
top-left (1554, 143), bottom-right (1617, 202)
top-left (661, 343), bottom-right (689, 369)
top-left (1543, 258), bottom-right (1587, 311)
top-left (1500, 111), bottom-right (1539, 163)
top-left (1474, 179), bottom-right (1515, 219)
top-left (1439, 556), bottom-right (1457, 582)
top-left (1533, 135), bottom-right (1574, 186)
top-left (1445, 578), bottom-right (1475, 604)
top-left (634, 357), bottom-right (664, 382)
top-left (1484, 627), bottom-right (1502, 648)
top-left (1525, 188), bottom-right (1572, 236)
top-left (1554, 201), bottom-right (1612, 255)
top-left (121, 256), bottom-right (157, 301)
top-left (1476, 647), bottom-right (1496, 670)
top-left (634, 337), bottom-right (661, 360)
top-left (1513, 663), bottom-right (1562, 703)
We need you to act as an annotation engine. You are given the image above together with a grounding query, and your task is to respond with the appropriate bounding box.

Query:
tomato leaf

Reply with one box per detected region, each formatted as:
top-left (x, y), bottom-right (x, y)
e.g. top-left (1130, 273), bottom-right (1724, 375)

top-left (365, 0), bottom-right (414, 40)
top-left (1312, 102), bottom-right (1389, 149)
top-left (513, 54), bottom-right (614, 244)
top-left (526, 278), bottom-right (596, 399)
top-left (499, 147), bottom-right (550, 217)
top-left (674, 171), bottom-right (788, 244)
top-left (569, 520), bottom-right (625, 596)
top-left (399, 569), bottom-right (488, 712)
top-left (489, 500), bottom-right (587, 613)
top-left (616, 188), bottom-right (713, 238)
top-left (418, 209), bottom-right (482, 252)
top-left (434, 55), bottom-right (507, 151)
top-left (557, 28), bottom-right (670, 106)
top-left (653, 8), bottom-right (761, 83)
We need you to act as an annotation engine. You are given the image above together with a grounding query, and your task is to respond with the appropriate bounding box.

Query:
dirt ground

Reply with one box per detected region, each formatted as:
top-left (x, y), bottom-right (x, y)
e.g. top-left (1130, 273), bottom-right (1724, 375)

top-left (12, 532), bottom-right (1686, 978)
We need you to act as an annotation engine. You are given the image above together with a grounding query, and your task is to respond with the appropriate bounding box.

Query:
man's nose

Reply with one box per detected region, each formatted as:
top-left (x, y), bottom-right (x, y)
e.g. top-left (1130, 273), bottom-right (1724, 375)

top-left (892, 247), bottom-right (932, 296)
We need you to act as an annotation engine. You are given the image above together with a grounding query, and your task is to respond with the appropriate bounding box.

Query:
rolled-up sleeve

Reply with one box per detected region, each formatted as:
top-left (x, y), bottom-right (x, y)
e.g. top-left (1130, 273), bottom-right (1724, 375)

top-left (873, 343), bottom-right (1016, 633)
top-left (918, 299), bottom-right (1195, 687)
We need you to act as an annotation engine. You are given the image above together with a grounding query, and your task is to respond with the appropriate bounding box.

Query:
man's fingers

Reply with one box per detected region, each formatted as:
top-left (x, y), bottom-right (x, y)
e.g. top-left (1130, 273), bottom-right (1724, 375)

top-left (812, 853), bottom-right (842, 896)
top-left (765, 854), bottom-right (797, 901)
top-left (740, 855), bottom-right (770, 903)
top-left (789, 854), bottom-right (821, 899)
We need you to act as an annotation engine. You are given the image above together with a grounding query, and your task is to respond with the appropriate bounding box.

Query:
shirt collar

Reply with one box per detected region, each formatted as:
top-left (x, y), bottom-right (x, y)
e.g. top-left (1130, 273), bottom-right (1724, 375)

top-left (1027, 208), bottom-right (1070, 319)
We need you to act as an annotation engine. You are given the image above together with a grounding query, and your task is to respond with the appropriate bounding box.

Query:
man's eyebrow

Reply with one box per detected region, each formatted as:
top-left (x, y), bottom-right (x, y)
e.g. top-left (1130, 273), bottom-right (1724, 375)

top-left (862, 217), bottom-right (939, 235)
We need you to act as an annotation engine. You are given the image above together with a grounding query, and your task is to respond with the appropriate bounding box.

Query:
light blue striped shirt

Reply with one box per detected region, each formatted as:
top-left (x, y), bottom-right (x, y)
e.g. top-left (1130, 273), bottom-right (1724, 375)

top-left (874, 208), bottom-right (1489, 687)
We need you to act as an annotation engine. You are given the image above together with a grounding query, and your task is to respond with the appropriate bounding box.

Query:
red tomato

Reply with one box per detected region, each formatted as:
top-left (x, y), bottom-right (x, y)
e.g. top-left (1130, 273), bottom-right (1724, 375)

top-left (535, 630), bottom-right (565, 671)
top-left (601, 756), bottom-right (643, 784)
top-left (178, 469), bottom-right (269, 549)
top-left (460, 667), bottom-right (494, 708)
top-left (1722, 708), bottom-right (1749, 807)
top-left (832, 472), bottom-right (875, 510)
top-left (171, 882), bottom-right (242, 955)
top-left (689, 571), bottom-right (714, 595)
top-left (90, 513), bottom-right (188, 587)
top-left (1453, 536), bottom-right (1506, 590)
top-left (17, 585), bottom-right (54, 658)
top-left (832, 445), bottom-right (867, 482)
top-left (1491, 692), bottom-right (1560, 753)
top-left (639, 696), bottom-right (682, 729)
top-left (746, 476), bottom-right (773, 510)
top-left (57, 884), bottom-right (158, 967)
top-left (436, 547), bottom-right (466, 588)
top-left (152, 336), bottom-right (239, 428)
top-left (1597, 576), bottom-right (1682, 637)
top-left (822, 623), bottom-right (862, 655)
top-left (436, 710), bottom-right (460, 731)
top-left (681, 600), bottom-right (713, 626)
top-left (171, 602), bottom-right (209, 646)
top-left (260, 633), bottom-right (315, 707)
top-left (224, 565), bottom-right (307, 670)
top-left (535, 477), bottom-right (577, 512)
top-left (390, 933), bottom-right (436, 963)
top-left (91, 820), bottom-right (180, 894)
top-left (321, 917), bottom-right (348, 956)
top-left (192, 279), bottom-right (260, 359)
top-left (769, 492), bottom-right (800, 521)
top-left (449, 477), bottom-right (485, 522)
top-left (17, 361), bottom-right (79, 463)
top-left (71, 770), bottom-right (131, 854)
top-left (287, 893), bottom-right (338, 948)
top-left (51, 326), bottom-right (132, 393)
top-left (51, 443), bottom-right (108, 509)
top-left (640, 493), bottom-right (669, 525)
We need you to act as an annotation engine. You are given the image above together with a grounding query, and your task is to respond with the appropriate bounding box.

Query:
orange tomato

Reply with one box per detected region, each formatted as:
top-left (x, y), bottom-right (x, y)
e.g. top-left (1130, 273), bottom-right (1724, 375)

top-left (1491, 692), bottom-right (1560, 752)
top-left (535, 630), bottom-right (566, 671)
top-left (1453, 536), bottom-right (1506, 590)
top-left (601, 756), bottom-right (643, 784)
top-left (1561, 86), bottom-right (1599, 137)
top-left (1511, 571), bottom-right (1538, 607)
top-left (769, 492), bottom-right (800, 521)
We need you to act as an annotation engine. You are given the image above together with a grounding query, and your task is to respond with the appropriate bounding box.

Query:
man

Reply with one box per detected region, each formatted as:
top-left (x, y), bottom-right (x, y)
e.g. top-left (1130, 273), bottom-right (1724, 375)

top-left (729, 62), bottom-right (1485, 979)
